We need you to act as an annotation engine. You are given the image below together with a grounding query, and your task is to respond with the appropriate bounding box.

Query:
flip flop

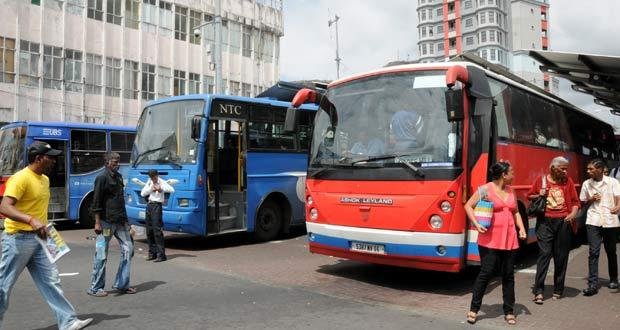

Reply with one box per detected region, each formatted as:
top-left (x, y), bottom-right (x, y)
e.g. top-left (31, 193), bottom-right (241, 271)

top-left (118, 287), bottom-right (137, 294)
top-left (533, 294), bottom-right (543, 305)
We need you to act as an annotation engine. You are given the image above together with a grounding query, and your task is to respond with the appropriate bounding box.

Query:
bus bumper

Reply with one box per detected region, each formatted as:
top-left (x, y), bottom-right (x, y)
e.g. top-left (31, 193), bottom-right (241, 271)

top-left (306, 222), bottom-right (465, 273)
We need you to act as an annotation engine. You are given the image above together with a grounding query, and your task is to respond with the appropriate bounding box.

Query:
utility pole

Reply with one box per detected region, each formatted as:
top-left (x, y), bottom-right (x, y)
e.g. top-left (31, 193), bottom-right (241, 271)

top-left (328, 14), bottom-right (341, 79)
top-left (214, 0), bottom-right (223, 94)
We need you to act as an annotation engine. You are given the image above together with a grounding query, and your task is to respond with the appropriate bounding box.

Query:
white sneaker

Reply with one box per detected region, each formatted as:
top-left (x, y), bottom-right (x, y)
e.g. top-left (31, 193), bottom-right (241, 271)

top-left (67, 318), bottom-right (93, 330)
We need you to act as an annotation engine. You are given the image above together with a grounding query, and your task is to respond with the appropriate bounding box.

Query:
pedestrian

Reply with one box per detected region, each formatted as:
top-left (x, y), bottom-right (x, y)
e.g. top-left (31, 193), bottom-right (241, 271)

top-left (140, 169), bottom-right (174, 262)
top-left (0, 141), bottom-right (92, 330)
top-left (464, 161), bottom-right (527, 325)
top-left (579, 159), bottom-right (620, 296)
top-left (87, 152), bottom-right (136, 297)
top-left (528, 156), bottom-right (579, 304)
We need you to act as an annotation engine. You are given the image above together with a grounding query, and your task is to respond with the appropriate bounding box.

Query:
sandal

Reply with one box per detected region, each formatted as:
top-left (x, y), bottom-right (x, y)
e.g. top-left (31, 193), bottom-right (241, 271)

top-left (466, 311), bottom-right (477, 324)
top-left (552, 293), bottom-right (561, 300)
top-left (117, 287), bottom-right (137, 294)
top-left (533, 294), bottom-right (543, 305)
top-left (505, 314), bottom-right (517, 326)
top-left (87, 289), bottom-right (108, 297)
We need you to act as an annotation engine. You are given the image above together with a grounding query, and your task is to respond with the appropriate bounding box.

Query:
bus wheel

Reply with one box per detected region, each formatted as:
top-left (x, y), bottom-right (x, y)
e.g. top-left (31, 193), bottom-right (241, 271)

top-left (254, 201), bottom-right (282, 242)
top-left (79, 197), bottom-right (95, 229)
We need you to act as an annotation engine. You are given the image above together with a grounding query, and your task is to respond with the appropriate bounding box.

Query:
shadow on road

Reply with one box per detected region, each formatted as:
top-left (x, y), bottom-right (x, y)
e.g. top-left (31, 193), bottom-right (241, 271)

top-left (33, 313), bottom-right (130, 330)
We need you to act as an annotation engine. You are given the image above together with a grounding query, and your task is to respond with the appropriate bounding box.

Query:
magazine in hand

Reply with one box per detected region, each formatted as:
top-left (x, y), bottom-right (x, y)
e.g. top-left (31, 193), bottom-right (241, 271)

top-left (35, 224), bottom-right (70, 263)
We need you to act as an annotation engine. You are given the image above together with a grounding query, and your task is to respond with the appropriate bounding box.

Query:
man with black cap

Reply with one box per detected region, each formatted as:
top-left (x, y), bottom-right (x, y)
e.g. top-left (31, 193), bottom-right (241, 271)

top-left (0, 141), bottom-right (92, 330)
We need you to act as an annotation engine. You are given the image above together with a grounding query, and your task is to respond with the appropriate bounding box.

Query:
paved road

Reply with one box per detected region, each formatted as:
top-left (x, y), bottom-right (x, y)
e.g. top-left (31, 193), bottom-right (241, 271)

top-left (2, 226), bottom-right (619, 329)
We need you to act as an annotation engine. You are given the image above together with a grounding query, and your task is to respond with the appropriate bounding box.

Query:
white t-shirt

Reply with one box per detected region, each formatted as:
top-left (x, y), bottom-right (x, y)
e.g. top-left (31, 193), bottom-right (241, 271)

top-left (579, 175), bottom-right (620, 228)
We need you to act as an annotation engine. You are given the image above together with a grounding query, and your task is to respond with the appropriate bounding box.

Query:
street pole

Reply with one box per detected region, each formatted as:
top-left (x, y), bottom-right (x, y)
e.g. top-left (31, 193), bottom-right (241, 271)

top-left (214, 0), bottom-right (223, 94)
top-left (328, 14), bottom-right (341, 79)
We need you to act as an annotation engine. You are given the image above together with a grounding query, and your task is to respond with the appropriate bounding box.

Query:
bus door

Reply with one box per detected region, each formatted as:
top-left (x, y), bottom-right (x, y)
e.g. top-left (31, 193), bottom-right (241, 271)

top-left (206, 119), bottom-right (247, 234)
top-left (42, 140), bottom-right (68, 221)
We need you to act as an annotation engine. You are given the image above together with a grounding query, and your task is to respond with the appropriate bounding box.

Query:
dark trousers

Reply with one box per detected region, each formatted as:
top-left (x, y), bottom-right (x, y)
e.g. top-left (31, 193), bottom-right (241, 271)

top-left (145, 202), bottom-right (165, 258)
top-left (470, 246), bottom-right (516, 315)
top-left (533, 217), bottom-right (573, 295)
top-left (586, 225), bottom-right (619, 287)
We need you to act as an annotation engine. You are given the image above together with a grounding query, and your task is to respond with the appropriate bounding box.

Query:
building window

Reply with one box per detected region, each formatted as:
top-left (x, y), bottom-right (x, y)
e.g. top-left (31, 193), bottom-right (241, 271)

top-left (85, 53), bottom-right (102, 94)
top-left (465, 36), bottom-right (474, 45)
top-left (480, 49), bottom-right (488, 60)
top-left (436, 8), bottom-right (442, 17)
top-left (106, 0), bottom-right (122, 25)
top-left (45, 0), bottom-right (64, 10)
top-left (141, 63), bottom-right (155, 100)
top-left (173, 69), bottom-right (185, 95)
top-left (465, 18), bottom-right (473, 28)
top-left (421, 11), bottom-right (426, 21)
top-left (19, 40), bottom-right (40, 87)
top-left (449, 38), bottom-right (456, 49)
top-left (229, 22), bottom-right (241, 55)
top-left (488, 11), bottom-right (495, 24)
top-left (105, 57), bottom-right (121, 97)
top-left (242, 83), bottom-right (251, 97)
top-left (203, 75), bottom-right (214, 93)
top-left (66, 0), bottom-right (84, 16)
top-left (448, 20), bottom-right (455, 31)
top-left (230, 80), bottom-right (240, 96)
top-left (421, 43), bottom-right (427, 55)
top-left (464, 0), bottom-right (472, 9)
top-left (542, 29), bottom-right (547, 38)
top-left (0, 37), bottom-right (16, 83)
top-left (31, 0), bottom-right (41, 5)
top-left (490, 49), bottom-right (496, 61)
top-left (125, 0), bottom-right (140, 29)
top-left (64, 49), bottom-right (82, 92)
top-left (261, 32), bottom-right (274, 63)
top-left (123, 60), bottom-right (139, 99)
top-left (189, 10), bottom-right (201, 44)
top-left (141, 0), bottom-right (157, 33)
top-left (159, 1), bottom-right (173, 36)
top-left (437, 24), bottom-right (443, 34)
top-left (87, 0), bottom-right (103, 21)
top-left (156, 66), bottom-right (171, 98)
top-left (242, 26), bottom-right (252, 57)
top-left (421, 27), bottom-right (427, 38)
top-left (498, 31), bottom-right (503, 46)
top-left (188, 72), bottom-right (200, 94)
top-left (43, 45), bottom-right (63, 90)
top-left (489, 30), bottom-right (496, 42)
top-left (437, 42), bottom-right (444, 52)
top-left (174, 6), bottom-right (188, 41)
top-left (480, 31), bottom-right (487, 43)
top-left (480, 12), bottom-right (486, 25)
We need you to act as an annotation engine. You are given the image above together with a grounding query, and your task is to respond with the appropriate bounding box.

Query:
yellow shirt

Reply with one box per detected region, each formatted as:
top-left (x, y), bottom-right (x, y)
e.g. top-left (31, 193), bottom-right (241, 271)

top-left (3, 167), bottom-right (50, 233)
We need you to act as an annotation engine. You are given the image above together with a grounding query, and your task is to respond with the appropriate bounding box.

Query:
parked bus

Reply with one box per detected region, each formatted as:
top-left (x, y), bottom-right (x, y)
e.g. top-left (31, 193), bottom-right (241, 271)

top-left (125, 94), bottom-right (317, 241)
top-left (286, 57), bottom-right (617, 272)
top-left (0, 121), bottom-right (136, 228)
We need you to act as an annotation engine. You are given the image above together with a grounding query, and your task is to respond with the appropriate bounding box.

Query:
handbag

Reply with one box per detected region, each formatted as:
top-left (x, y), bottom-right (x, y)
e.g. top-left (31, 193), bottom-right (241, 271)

top-left (527, 175), bottom-right (547, 216)
top-left (474, 185), bottom-right (493, 229)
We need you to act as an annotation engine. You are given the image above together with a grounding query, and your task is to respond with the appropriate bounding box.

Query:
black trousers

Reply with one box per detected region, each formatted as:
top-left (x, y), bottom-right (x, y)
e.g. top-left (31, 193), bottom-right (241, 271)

top-left (145, 202), bottom-right (165, 258)
top-left (586, 225), bottom-right (619, 287)
top-left (470, 246), bottom-right (516, 315)
top-left (533, 217), bottom-right (573, 295)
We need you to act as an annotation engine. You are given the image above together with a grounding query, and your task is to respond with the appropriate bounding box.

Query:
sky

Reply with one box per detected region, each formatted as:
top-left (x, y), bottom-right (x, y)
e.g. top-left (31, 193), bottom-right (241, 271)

top-left (280, 0), bottom-right (620, 129)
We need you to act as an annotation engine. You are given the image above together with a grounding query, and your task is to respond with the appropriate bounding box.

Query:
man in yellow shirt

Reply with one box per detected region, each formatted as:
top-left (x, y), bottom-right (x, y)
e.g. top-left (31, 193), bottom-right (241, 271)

top-left (0, 141), bottom-right (92, 330)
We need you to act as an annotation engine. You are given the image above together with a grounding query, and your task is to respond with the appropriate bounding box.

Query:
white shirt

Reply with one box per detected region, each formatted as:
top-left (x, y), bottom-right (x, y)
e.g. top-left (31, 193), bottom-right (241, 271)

top-left (140, 177), bottom-right (174, 203)
top-left (579, 175), bottom-right (620, 228)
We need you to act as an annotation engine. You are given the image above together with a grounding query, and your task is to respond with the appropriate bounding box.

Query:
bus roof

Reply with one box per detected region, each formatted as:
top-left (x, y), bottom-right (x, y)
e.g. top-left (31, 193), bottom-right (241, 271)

top-left (143, 94), bottom-right (318, 111)
top-left (0, 121), bottom-right (135, 131)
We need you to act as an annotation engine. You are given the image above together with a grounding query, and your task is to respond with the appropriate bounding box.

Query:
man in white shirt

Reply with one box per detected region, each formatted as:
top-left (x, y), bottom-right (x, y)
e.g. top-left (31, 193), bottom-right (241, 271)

top-left (579, 159), bottom-right (620, 296)
top-left (140, 170), bottom-right (174, 262)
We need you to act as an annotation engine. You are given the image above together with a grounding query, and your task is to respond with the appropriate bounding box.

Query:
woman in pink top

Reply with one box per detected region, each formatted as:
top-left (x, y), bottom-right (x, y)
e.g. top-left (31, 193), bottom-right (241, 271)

top-left (464, 162), bottom-right (527, 325)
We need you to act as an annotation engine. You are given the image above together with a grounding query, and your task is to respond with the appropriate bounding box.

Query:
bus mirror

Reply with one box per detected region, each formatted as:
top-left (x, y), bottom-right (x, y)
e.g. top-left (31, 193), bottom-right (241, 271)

top-left (445, 89), bottom-right (464, 122)
top-left (191, 116), bottom-right (203, 141)
top-left (323, 127), bottom-right (335, 147)
top-left (292, 88), bottom-right (318, 107)
top-left (284, 107), bottom-right (299, 133)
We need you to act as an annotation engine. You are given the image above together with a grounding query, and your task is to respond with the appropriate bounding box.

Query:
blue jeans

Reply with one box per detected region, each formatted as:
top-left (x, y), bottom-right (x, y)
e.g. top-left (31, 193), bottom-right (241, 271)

top-left (0, 232), bottom-right (78, 330)
top-left (88, 221), bottom-right (134, 294)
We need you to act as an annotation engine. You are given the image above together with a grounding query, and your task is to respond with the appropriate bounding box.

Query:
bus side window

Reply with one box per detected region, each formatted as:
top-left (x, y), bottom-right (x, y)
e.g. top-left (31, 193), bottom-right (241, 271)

top-left (71, 129), bottom-right (107, 174)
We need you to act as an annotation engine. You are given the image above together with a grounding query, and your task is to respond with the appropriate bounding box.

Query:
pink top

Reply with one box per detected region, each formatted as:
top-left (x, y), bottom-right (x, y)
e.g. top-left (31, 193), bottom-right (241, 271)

top-left (477, 182), bottom-right (519, 250)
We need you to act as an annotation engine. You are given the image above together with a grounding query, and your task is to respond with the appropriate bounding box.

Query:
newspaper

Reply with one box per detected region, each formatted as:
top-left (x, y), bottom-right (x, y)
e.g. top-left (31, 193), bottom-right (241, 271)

top-left (35, 224), bottom-right (70, 263)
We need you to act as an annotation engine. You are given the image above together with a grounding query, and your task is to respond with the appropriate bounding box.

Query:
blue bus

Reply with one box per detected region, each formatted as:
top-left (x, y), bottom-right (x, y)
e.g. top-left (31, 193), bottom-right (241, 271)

top-left (125, 94), bottom-right (317, 241)
top-left (0, 121), bottom-right (136, 228)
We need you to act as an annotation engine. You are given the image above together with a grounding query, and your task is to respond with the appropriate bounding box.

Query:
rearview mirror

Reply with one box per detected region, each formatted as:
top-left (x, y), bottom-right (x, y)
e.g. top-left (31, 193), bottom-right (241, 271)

top-left (445, 89), bottom-right (464, 122)
top-left (284, 107), bottom-right (299, 133)
top-left (191, 115), bottom-right (203, 142)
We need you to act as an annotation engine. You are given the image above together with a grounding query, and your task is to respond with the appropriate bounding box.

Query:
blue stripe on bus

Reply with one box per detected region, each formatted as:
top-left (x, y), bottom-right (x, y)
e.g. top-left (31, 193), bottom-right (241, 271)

top-left (310, 233), bottom-right (463, 259)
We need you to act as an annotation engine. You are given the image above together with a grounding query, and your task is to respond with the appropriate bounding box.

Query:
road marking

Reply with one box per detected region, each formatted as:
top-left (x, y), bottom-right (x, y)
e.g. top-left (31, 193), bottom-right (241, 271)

top-left (59, 273), bottom-right (79, 277)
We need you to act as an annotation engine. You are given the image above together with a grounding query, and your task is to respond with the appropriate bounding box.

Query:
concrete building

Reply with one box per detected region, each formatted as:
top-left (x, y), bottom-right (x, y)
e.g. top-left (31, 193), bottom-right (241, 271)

top-left (416, 0), bottom-right (554, 92)
top-left (0, 0), bottom-right (283, 126)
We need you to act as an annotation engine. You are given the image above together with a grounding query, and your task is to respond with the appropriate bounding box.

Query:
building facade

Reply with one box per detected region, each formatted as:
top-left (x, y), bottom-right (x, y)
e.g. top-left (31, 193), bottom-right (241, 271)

top-left (416, 0), bottom-right (553, 91)
top-left (0, 0), bottom-right (283, 126)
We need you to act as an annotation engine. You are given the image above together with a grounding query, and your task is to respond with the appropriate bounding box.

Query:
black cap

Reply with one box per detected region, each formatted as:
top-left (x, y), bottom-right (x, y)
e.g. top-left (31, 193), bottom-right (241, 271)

top-left (28, 141), bottom-right (62, 157)
top-left (148, 169), bottom-right (158, 177)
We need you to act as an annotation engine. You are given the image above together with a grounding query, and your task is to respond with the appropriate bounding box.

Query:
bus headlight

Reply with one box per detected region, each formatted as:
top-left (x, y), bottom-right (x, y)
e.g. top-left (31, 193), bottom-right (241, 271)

top-left (126, 194), bottom-right (133, 204)
top-left (309, 208), bottom-right (318, 221)
top-left (178, 199), bottom-right (190, 207)
top-left (429, 215), bottom-right (443, 229)
top-left (440, 200), bottom-right (452, 213)
top-left (306, 196), bottom-right (313, 206)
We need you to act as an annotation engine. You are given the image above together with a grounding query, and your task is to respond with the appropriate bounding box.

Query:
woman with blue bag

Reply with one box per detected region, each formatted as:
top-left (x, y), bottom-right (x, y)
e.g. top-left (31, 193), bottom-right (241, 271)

top-left (464, 161), bottom-right (527, 325)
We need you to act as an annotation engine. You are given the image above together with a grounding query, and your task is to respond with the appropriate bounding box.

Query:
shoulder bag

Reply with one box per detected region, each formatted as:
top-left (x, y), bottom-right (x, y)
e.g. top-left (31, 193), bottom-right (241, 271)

top-left (527, 175), bottom-right (547, 216)
top-left (474, 185), bottom-right (494, 229)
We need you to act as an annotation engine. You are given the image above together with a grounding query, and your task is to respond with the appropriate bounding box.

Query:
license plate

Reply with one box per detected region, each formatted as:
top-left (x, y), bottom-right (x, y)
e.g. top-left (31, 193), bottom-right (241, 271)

top-left (138, 211), bottom-right (145, 219)
top-left (350, 241), bottom-right (386, 255)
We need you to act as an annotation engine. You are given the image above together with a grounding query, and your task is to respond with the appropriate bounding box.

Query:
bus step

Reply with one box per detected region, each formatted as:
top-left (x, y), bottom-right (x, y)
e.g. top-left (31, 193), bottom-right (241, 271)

top-left (208, 202), bottom-right (233, 217)
top-left (219, 215), bottom-right (238, 231)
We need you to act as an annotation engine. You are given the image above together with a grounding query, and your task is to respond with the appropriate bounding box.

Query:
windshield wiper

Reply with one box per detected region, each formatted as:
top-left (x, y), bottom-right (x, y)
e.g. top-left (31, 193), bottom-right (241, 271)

top-left (156, 157), bottom-right (183, 169)
top-left (351, 154), bottom-right (425, 177)
top-left (132, 146), bottom-right (166, 168)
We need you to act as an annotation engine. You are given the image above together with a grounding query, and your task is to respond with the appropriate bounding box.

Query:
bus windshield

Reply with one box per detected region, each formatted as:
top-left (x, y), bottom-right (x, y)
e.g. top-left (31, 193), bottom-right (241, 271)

top-left (132, 100), bottom-right (205, 166)
top-left (310, 71), bottom-right (459, 168)
top-left (0, 126), bottom-right (26, 175)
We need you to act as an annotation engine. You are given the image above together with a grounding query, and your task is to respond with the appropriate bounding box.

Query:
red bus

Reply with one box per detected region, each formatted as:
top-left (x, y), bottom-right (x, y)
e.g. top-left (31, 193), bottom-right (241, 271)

top-left (286, 59), bottom-right (617, 272)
